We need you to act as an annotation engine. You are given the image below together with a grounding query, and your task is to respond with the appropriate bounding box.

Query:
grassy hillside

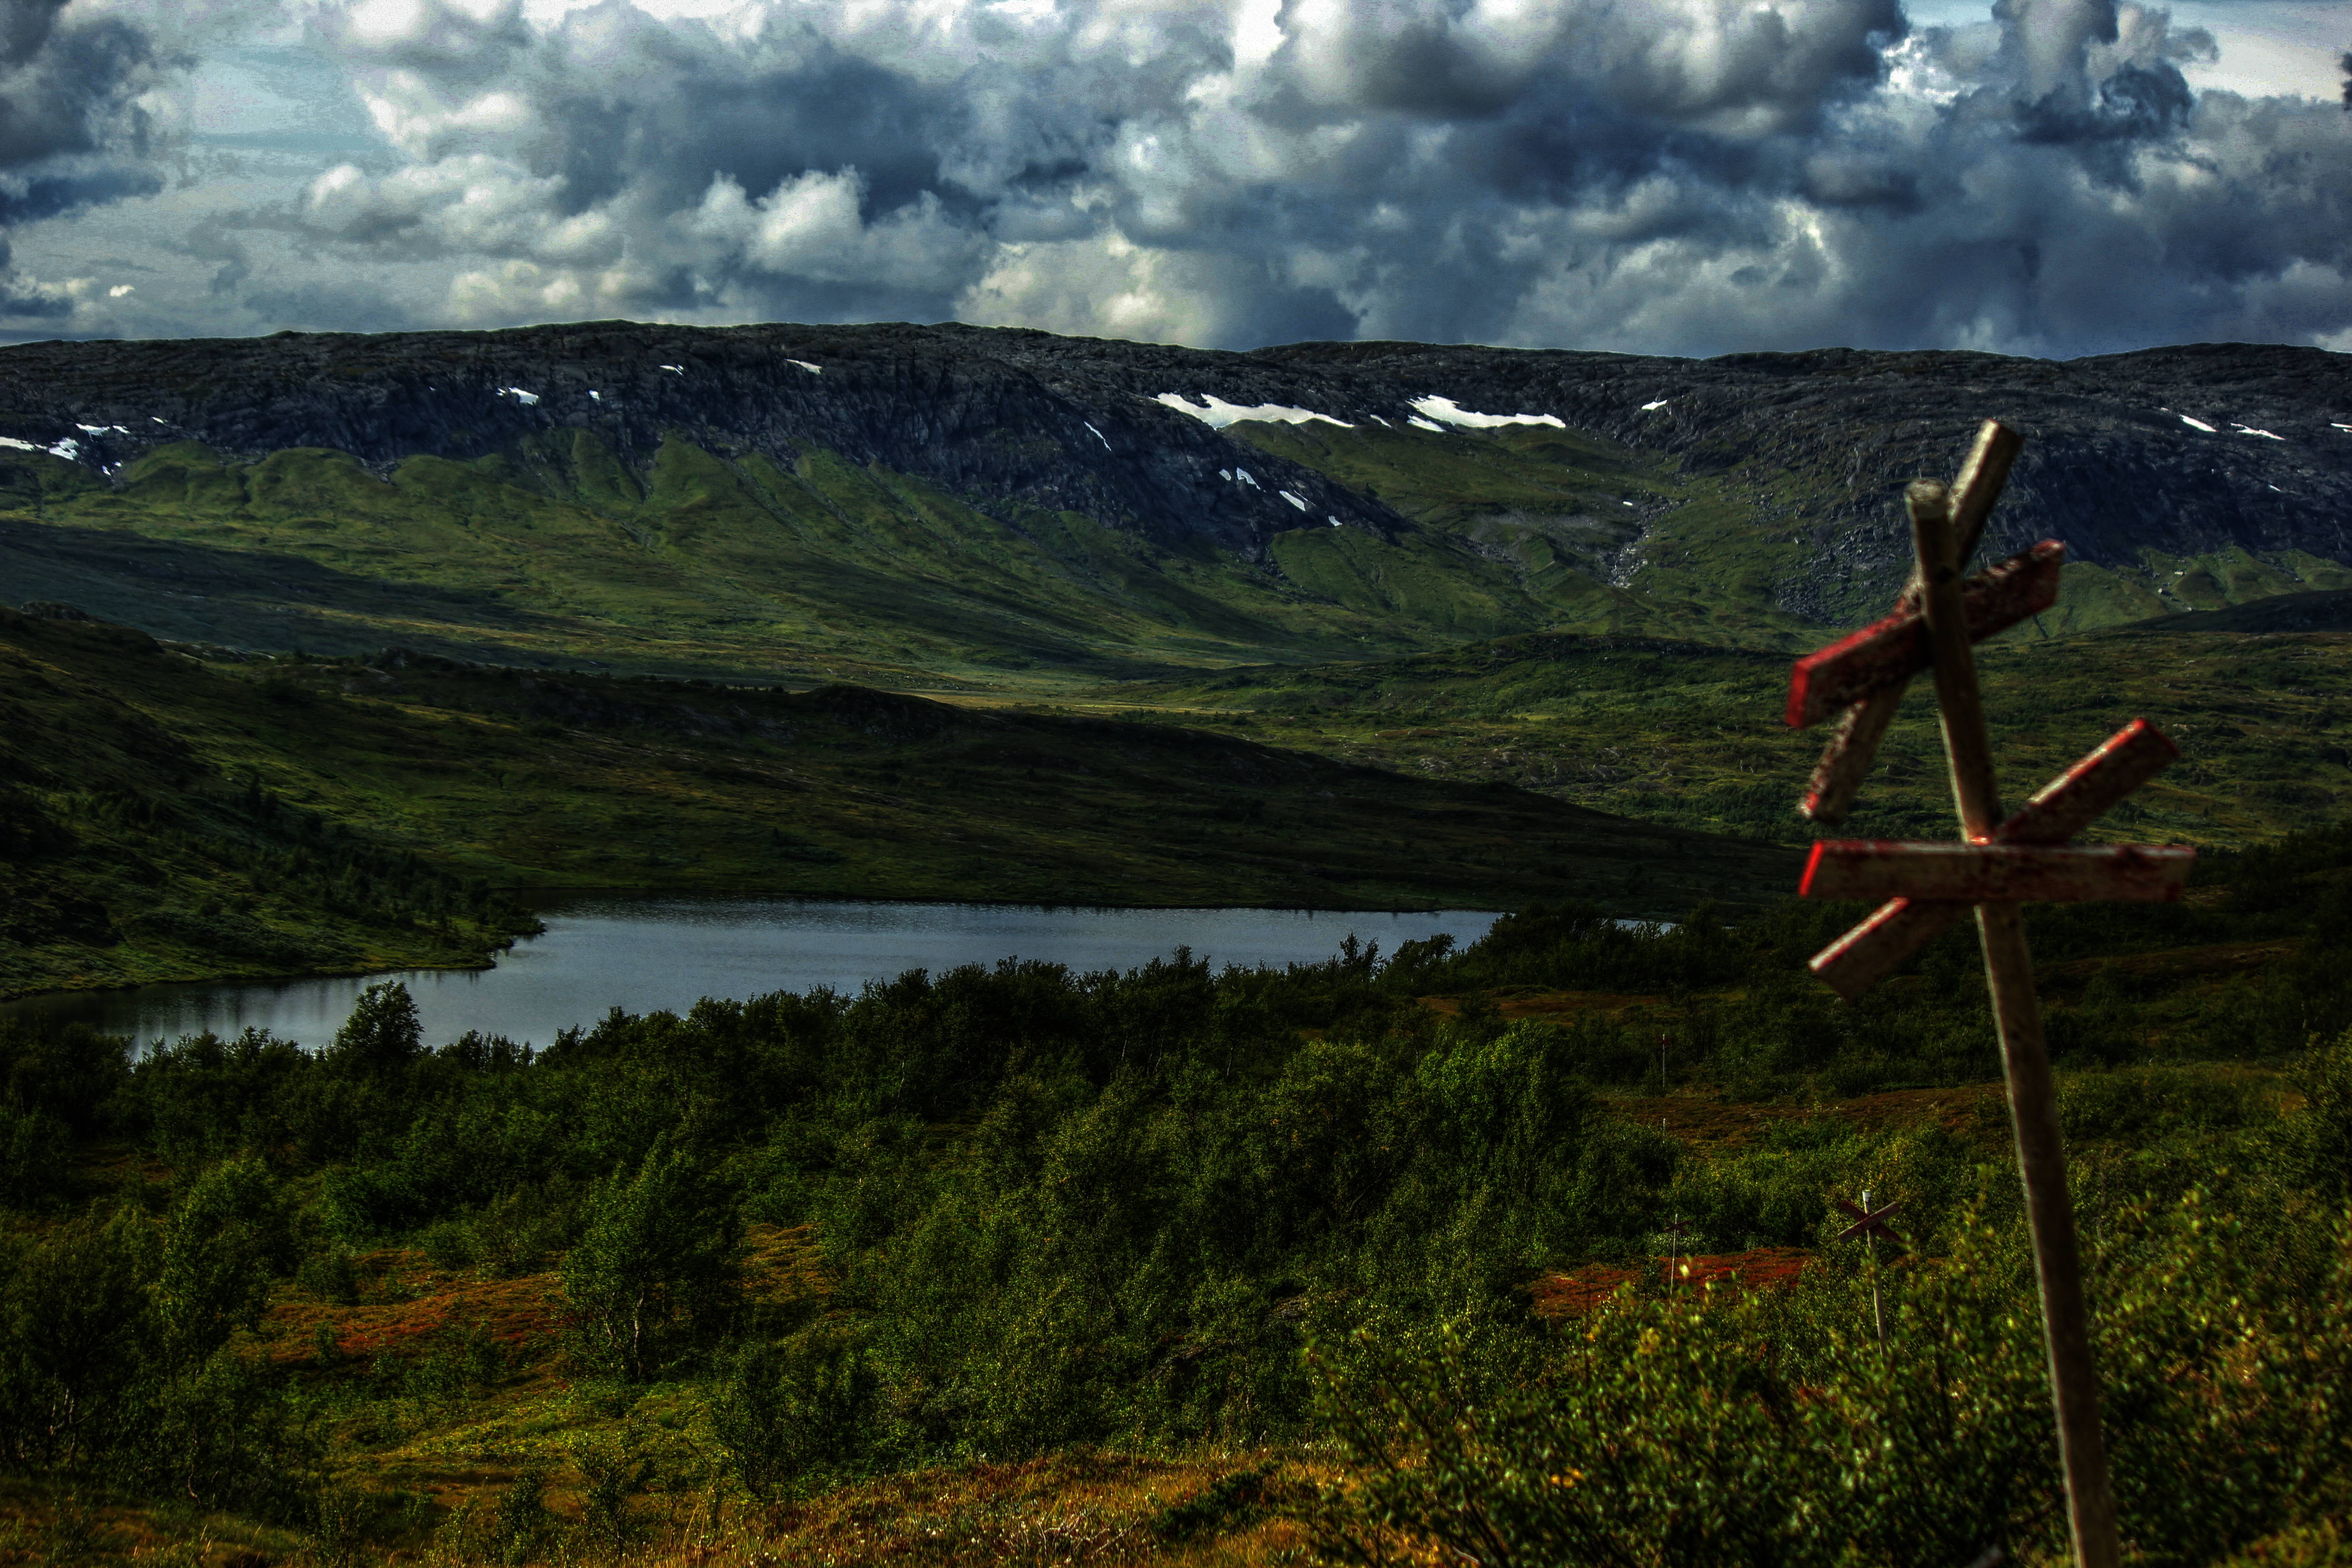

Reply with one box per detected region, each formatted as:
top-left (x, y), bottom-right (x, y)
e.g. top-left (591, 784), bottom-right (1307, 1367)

top-left (1240, 416), bottom-right (2352, 641)
top-left (0, 606), bottom-right (1799, 999)
top-left (1098, 622), bottom-right (2352, 848)
top-left (4, 415), bottom-right (2344, 695)
top-left (0, 429), bottom-right (1635, 686)
top-left (0, 612), bottom-right (539, 1000)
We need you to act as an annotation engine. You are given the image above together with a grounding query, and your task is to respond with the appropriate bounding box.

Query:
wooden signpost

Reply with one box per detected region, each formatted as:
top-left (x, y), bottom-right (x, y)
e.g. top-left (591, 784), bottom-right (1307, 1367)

top-left (1784, 420), bottom-right (2194, 1568)
top-left (1836, 1191), bottom-right (1909, 1349)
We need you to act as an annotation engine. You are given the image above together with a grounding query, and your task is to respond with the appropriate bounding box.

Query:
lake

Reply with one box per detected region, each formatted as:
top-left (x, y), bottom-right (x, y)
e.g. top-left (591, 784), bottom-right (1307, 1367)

top-left (0, 898), bottom-right (1504, 1052)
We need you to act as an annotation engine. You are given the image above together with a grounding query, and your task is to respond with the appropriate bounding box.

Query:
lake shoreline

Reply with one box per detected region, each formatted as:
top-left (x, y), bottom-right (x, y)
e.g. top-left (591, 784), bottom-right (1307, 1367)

top-left (0, 953), bottom-right (507, 1009)
top-left (5, 891), bottom-right (1512, 1008)
top-left (0, 899), bottom-right (1512, 1050)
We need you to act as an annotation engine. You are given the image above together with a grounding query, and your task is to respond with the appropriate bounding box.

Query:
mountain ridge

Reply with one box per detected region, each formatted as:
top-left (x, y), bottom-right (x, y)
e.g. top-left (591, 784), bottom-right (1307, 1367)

top-left (0, 322), bottom-right (2345, 678)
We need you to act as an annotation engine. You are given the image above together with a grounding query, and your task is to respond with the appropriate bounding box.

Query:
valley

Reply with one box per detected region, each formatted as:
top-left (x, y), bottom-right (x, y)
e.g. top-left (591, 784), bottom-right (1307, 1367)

top-left (0, 603), bottom-right (1793, 1000)
top-left (3, 320), bottom-right (2346, 1004)
top-left (2, 321), bottom-right (2350, 1568)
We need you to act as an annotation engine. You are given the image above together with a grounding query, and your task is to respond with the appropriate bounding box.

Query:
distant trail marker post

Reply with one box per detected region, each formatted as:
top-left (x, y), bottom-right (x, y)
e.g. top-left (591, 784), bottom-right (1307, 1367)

top-left (1661, 1217), bottom-right (1691, 1291)
top-left (1783, 420), bottom-right (2197, 1568)
top-left (1836, 1191), bottom-right (1910, 1350)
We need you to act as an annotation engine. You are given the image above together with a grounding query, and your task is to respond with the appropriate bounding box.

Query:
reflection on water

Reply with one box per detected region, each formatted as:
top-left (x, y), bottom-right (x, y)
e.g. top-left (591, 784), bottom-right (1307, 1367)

top-left (0, 899), bottom-right (1504, 1053)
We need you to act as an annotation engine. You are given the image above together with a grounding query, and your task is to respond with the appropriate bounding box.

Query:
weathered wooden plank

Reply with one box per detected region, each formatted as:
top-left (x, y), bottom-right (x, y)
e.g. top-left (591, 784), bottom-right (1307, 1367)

top-left (1947, 420), bottom-right (2026, 565)
top-left (1914, 483), bottom-right (2010, 834)
top-left (2007, 718), bottom-right (2180, 838)
top-left (1800, 686), bottom-right (1904, 823)
top-left (1799, 421), bottom-right (2025, 823)
top-left (1834, 1196), bottom-right (1910, 1248)
top-left (1807, 719), bottom-right (2185, 998)
top-left (1784, 539), bottom-right (2064, 730)
top-left (1807, 895), bottom-right (1961, 1000)
top-left (1800, 841), bottom-right (2195, 903)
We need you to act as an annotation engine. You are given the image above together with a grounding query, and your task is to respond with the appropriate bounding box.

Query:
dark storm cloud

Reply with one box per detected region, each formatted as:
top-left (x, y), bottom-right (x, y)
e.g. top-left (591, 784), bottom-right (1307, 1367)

top-left (257, 0), bottom-right (2351, 355)
top-left (0, 0), bottom-right (157, 166)
top-left (0, 165), bottom-right (157, 225)
top-left (0, 0), bottom-right (173, 310)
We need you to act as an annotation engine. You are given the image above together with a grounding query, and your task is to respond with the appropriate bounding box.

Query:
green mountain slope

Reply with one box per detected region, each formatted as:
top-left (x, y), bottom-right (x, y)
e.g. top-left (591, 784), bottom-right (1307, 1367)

top-left (0, 606), bottom-right (1799, 998)
top-left (0, 609), bottom-right (540, 998)
top-left (10, 412), bottom-right (2339, 694)
top-left (4, 322), bottom-right (2347, 691)
top-left (3, 429), bottom-right (1691, 685)
top-left (1103, 623), bottom-right (2352, 848)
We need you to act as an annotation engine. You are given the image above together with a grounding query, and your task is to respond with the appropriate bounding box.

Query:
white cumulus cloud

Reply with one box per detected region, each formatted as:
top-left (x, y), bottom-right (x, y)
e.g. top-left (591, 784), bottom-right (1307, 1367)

top-left (0, 0), bottom-right (2343, 354)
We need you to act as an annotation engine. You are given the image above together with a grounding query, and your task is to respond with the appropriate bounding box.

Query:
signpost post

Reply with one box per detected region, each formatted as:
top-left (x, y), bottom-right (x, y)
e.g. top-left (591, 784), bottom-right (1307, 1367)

top-left (1661, 1217), bottom-right (1692, 1291)
top-left (1783, 421), bottom-right (2195, 1568)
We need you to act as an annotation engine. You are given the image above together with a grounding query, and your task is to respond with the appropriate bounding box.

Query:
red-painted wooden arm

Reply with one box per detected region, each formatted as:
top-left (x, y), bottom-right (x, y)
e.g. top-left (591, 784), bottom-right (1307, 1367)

top-left (1801, 841), bottom-right (2194, 904)
top-left (1801, 690), bottom-right (1903, 823)
top-left (2005, 718), bottom-right (2182, 838)
top-left (1808, 720), bottom-right (2184, 998)
top-left (1785, 540), bottom-right (2065, 729)
top-left (1809, 897), bottom-right (1939, 1001)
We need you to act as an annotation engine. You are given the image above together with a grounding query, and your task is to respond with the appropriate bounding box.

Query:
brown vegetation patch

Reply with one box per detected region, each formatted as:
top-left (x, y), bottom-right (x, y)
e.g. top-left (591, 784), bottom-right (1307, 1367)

top-left (1823, 1085), bottom-right (2006, 1138)
top-left (1607, 1083), bottom-right (2007, 1150)
top-left (1494, 990), bottom-right (1665, 1019)
top-left (258, 1227), bottom-right (825, 1369)
top-left (2037, 938), bottom-right (2300, 998)
top-left (742, 1221), bottom-right (830, 1306)
top-left (1605, 1092), bottom-right (1803, 1150)
top-left (1420, 989), bottom-right (1661, 1019)
top-left (1530, 1247), bottom-right (1812, 1318)
top-left (260, 1254), bottom-right (564, 1365)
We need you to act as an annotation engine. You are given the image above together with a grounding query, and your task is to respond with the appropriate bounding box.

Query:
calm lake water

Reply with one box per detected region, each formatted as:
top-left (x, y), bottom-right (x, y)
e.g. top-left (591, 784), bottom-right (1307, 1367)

top-left (0, 899), bottom-right (1504, 1053)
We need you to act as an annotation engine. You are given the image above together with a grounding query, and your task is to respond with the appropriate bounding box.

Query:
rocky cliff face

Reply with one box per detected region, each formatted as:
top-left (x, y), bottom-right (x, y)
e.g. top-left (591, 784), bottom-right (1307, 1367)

top-left (1301, 338), bottom-right (2352, 619)
top-left (0, 321), bottom-right (2343, 608)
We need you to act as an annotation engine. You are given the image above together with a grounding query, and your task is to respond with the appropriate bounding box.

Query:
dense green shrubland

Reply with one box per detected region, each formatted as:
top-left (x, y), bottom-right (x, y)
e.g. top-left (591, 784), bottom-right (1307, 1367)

top-left (0, 840), bottom-right (2347, 1558)
top-left (1324, 1187), bottom-right (2351, 1568)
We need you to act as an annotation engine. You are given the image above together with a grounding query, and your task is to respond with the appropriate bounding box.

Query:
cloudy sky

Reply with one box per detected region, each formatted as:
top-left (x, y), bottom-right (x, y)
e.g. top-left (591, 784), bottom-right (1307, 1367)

top-left (0, 0), bottom-right (2345, 357)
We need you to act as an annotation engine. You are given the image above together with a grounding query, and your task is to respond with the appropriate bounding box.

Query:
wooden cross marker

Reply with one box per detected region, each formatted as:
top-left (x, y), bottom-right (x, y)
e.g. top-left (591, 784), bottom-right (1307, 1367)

top-left (1782, 420), bottom-right (2197, 1568)
top-left (1837, 1192), bottom-right (1908, 1348)
top-left (1833, 1194), bottom-right (1910, 1250)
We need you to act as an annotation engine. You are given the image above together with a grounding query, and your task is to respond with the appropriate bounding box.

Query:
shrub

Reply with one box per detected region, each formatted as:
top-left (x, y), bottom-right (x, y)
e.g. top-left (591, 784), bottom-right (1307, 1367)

top-left (711, 1329), bottom-right (882, 1499)
top-left (571, 1432), bottom-right (652, 1555)
top-left (0, 1101), bottom-right (73, 1210)
top-left (563, 1137), bottom-right (742, 1381)
top-left (154, 1156), bottom-right (299, 1371)
top-left (489, 1459), bottom-right (558, 1565)
top-left (326, 982), bottom-right (422, 1077)
top-left (0, 1176), bottom-right (312, 1514)
top-left (0, 1209), bottom-right (158, 1471)
top-left (296, 1246), bottom-right (360, 1305)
